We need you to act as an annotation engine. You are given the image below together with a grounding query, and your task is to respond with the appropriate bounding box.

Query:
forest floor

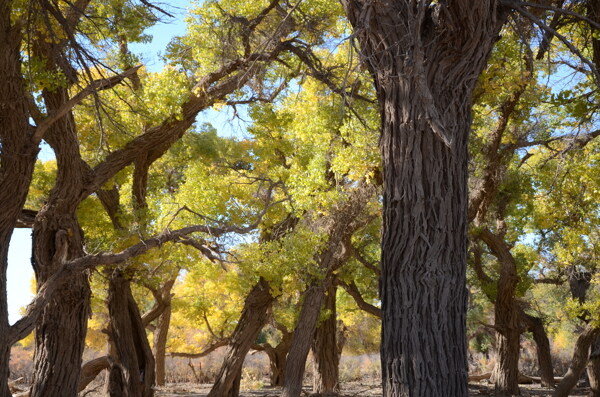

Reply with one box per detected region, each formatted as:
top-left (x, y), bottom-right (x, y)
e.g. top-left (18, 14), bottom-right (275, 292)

top-left (151, 381), bottom-right (590, 396)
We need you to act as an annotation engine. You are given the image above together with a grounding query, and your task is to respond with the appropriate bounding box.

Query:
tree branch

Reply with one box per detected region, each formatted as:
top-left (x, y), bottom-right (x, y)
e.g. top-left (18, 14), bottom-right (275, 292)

top-left (336, 278), bottom-right (381, 318)
top-left (169, 339), bottom-right (229, 358)
top-left (32, 66), bottom-right (141, 144)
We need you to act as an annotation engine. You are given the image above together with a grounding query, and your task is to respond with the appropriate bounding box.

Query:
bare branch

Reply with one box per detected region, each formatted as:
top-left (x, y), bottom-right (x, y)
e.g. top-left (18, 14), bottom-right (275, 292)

top-left (501, 0), bottom-right (600, 31)
top-left (510, 2), bottom-right (600, 83)
top-left (169, 339), bottom-right (229, 358)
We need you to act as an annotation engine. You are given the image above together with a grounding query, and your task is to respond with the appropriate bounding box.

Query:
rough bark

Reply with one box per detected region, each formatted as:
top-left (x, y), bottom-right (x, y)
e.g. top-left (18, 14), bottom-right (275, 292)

top-left (152, 279), bottom-right (175, 386)
top-left (253, 328), bottom-right (293, 387)
top-left (341, 2), bottom-right (506, 396)
top-left (281, 285), bottom-right (325, 397)
top-left (207, 278), bottom-right (274, 397)
top-left (78, 356), bottom-right (110, 392)
top-left (479, 229), bottom-right (522, 397)
top-left (29, 82), bottom-right (92, 397)
top-left (553, 325), bottom-right (600, 397)
top-left (587, 335), bottom-right (600, 397)
top-left (105, 271), bottom-right (155, 397)
top-left (523, 313), bottom-right (554, 388)
top-left (491, 330), bottom-right (521, 397)
top-left (0, 4), bottom-right (39, 396)
top-left (312, 284), bottom-right (340, 396)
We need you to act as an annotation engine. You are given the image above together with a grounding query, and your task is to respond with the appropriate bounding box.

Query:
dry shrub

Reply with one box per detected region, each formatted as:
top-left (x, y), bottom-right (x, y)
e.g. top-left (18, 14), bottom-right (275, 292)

top-left (9, 346), bottom-right (34, 382)
top-left (339, 354), bottom-right (381, 382)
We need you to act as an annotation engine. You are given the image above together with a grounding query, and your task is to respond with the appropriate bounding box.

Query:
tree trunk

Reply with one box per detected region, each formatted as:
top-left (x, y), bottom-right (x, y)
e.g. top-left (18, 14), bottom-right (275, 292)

top-left (341, 2), bottom-right (505, 396)
top-left (207, 278), bottom-right (274, 397)
top-left (312, 284), bottom-right (340, 396)
top-left (106, 270), bottom-right (155, 397)
top-left (587, 335), bottom-right (600, 397)
top-left (153, 281), bottom-right (175, 386)
top-left (29, 215), bottom-right (90, 397)
top-left (260, 329), bottom-right (293, 387)
top-left (153, 304), bottom-right (171, 386)
top-left (491, 330), bottom-right (521, 397)
top-left (553, 325), bottom-right (600, 397)
top-left (523, 313), bottom-right (554, 388)
top-left (281, 285), bottom-right (325, 397)
top-left (29, 78), bottom-right (92, 396)
top-left (0, 4), bottom-right (39, 395)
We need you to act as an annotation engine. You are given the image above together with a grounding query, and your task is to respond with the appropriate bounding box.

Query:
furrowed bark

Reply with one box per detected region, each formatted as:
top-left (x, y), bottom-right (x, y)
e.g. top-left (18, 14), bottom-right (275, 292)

top-left (281, 285), bottom-right (325, 397)
top-left (523, 313), bottom-right (554, 388)
top-left (29, 82), bottom-right (92, 397)
top-left (207, 278), bottom-right (274, 397)
top-left (312, 284), bottom-right (340, 396)
top-left (341, 2), bottom-right (506, 395)
top-left (587, 335), bottom-right (600, 397)
top-left (480, 229), bottom-right (521, 396)
top-left (105, 271), bottom-right (155, 397)
top-left (0, 4), bottom-right (39, 396)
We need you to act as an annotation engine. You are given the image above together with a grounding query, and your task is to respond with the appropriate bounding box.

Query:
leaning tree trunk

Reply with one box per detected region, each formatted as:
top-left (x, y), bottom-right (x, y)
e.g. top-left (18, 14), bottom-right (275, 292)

top-left (312, 284), bottom-right (340, 396)
top-left (341, 2), bottom-right (505, 396)
top-left (553, 325), bottom-right (600, 397)
top-left (106, 270), bottom-right (155, 397)
top-left (587, 334), bottom-right (600, 397)
top-left (207, 278), bottom-right (274, 397)
top-left (0, 4), bottom-right (39, 395)
top-left (281, 284), bottom-right (325, 397)
top-left (270, 332), bottom-right (293, 387)
top-left (523, 313), bottom-right (554, 388)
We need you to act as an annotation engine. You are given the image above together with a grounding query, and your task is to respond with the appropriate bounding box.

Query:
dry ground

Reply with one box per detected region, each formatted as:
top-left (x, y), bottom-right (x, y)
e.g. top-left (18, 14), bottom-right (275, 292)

top-left (150, 381), bottom-right (590, 397)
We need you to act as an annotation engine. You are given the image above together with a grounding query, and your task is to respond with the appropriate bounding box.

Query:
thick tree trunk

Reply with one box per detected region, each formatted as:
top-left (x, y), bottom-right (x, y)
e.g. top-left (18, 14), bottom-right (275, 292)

top-left (281, 285), bottom-right (325, 397)
top-left (0, 5), bottom-right (39, 396)
top-left (523, 313), bottom-right (554, 387)
top-left (341, 2), bottom-right (505, 396)
top-left (312, 284), bottom-right (340, 396)
top-left (30, 84), bottom-right (92, 397)
top-left (29, 267), bottom-right (91, 397)
top-left (105, 270), bottom-right (155, 397)
top-left (553, 325), bottom-right (600, 397)
top-left (491, 330), bottom-right (521, 397)
top-left (207, 278), bottom-right (274, 397)
top-left (587, 335), bottom-right (600, 397)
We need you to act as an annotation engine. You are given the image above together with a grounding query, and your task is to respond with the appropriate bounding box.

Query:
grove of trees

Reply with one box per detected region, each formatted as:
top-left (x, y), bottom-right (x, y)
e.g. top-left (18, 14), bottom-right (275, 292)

top-left (2, 1), bottom-right (600, 397)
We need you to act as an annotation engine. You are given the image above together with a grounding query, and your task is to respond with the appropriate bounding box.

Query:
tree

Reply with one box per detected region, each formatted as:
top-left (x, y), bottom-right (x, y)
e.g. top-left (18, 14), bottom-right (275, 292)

top-left (340, 2), bottom-right (507, 395)
top-left (1, 0), bottom-right (349, 394)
